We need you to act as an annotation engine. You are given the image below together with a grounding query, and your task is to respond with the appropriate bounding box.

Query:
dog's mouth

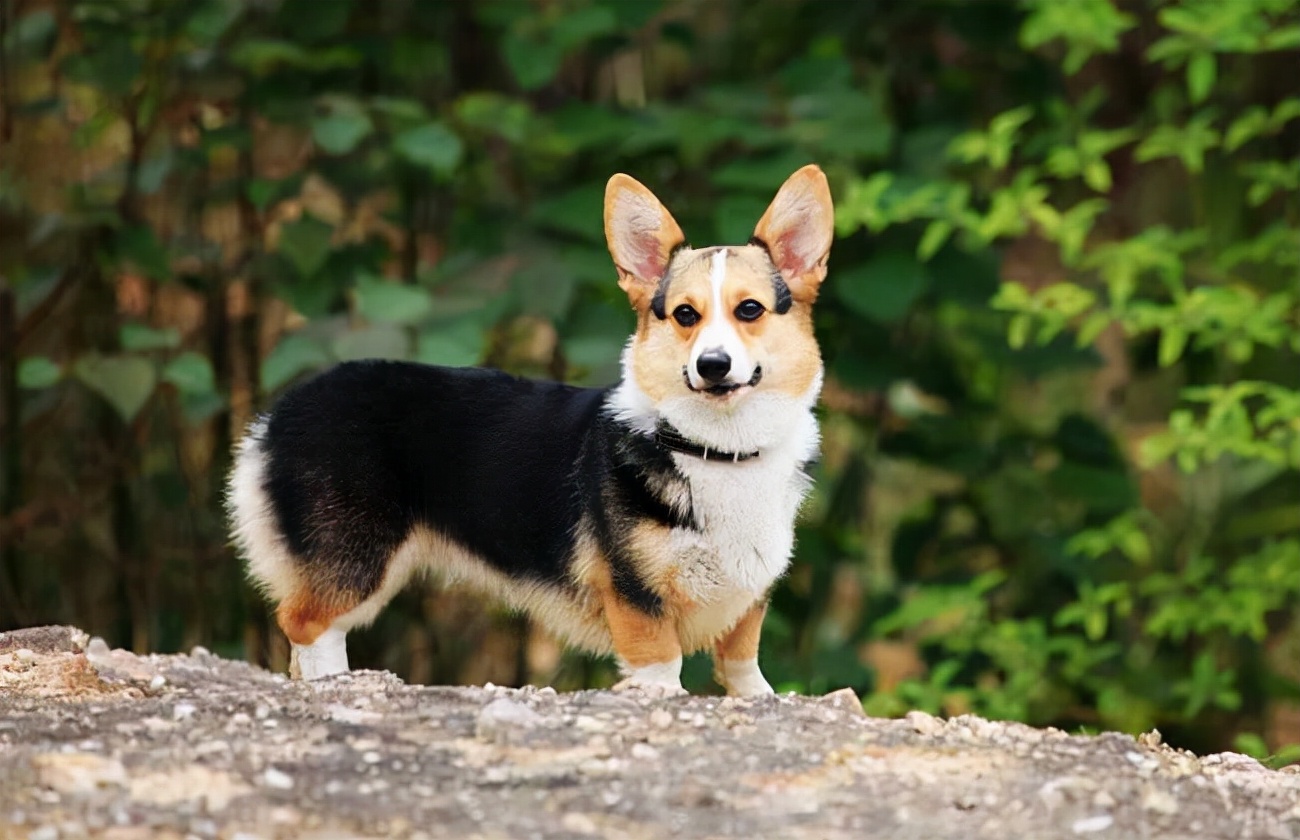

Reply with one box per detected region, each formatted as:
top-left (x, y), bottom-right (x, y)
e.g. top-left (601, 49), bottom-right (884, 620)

top-left (683, 365), bottom-right (763, 397)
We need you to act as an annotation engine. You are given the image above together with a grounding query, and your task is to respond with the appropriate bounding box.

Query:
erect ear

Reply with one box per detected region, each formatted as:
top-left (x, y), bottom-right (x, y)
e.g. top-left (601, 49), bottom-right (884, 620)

top-left (604, 173), bottom-right (687, 312)
top-left (752, 164), bottom-right (834, 304)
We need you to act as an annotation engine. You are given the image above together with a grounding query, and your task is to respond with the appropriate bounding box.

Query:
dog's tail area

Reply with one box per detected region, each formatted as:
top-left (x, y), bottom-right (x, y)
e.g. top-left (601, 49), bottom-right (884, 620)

top-left (226, 418), bottom-right (362, 648)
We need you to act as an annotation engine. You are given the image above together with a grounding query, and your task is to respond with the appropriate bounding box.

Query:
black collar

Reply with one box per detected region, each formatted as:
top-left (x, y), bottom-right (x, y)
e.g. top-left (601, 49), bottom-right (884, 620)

top-left (654, 422), bottom-right (759, 463)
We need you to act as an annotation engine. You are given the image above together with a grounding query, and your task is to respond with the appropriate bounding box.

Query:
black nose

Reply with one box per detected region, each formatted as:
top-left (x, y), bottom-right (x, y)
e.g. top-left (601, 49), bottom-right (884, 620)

top-left (696, 350), bottom-right (732, 384)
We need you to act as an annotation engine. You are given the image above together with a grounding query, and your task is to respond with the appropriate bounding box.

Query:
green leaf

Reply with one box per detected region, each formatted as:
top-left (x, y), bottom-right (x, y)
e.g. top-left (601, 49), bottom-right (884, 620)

top-left (393, 121), bottom-right (464, 176)
top-left (917, 221), bottom-right (952, 261)
top-left (502, 32), bottom-right (566, 91)
top-left (62, 37), bottom-right (140, 97)
top-left (311, 96), bottom-right (374, 155)
top-left (1159, 326), bottom-right (1188, 367)
top-left (1008, 314), bottom-right (1032, 350)
top-left (712, 195), bottom-right (771, 245)
top-left (185, 0), bottom-right (244, 46)
top-left (116, 225), bottom-right (170, 281)
top-left (1186, 52), bottom-right (1216, 105)
top-left (529, 183), bottom-right (605, 241)
top-left (261, 333), bottom-right (331, 392)
top-left (416, 319), bottom-right (487, 368)
top-left (162, 352), bottom-right (217, 395)
top-left (355, 277), bottom-right (434, 325)
top-left (18, 356), bottom-right (62, 389)
top-left (7, 9), bottom-right (57, 59)
top-left (331, 324), bottom-right (411, 362)
top-left (277, 215), bottom-right (334, 277)
top-left (834, 251), bottom-right (929, 322)
top-left (119, 323), bottom-right (181, 351)
top-left (74, 355), bottom-right (157, 422)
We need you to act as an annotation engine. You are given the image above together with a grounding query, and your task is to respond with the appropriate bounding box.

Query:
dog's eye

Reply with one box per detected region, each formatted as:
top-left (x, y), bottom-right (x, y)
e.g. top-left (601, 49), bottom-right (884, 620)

top-left (734, 299), bottom-right (766, 322)
top-left (672, 304), bottom-right (700, 327)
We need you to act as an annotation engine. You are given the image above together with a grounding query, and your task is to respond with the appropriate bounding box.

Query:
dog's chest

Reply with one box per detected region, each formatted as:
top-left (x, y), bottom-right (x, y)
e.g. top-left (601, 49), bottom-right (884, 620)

top-left (667, 456), bottom-right (809, 605)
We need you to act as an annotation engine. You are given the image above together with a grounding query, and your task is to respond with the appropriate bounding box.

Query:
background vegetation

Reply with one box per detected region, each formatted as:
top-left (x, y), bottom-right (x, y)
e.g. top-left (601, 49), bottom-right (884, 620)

top-left (2, 0), bottom-right (1297, 762)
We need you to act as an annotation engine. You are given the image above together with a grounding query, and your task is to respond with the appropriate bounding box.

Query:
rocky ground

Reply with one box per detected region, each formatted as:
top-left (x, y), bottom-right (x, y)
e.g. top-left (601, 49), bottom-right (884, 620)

top-left (1, 626), bottom-right (1299, 839)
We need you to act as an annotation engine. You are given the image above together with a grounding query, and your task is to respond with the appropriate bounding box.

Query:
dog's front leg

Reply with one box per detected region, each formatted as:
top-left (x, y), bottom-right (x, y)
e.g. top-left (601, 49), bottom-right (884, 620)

top-left (714, 599), bottom-right (775, 697)
top-left (602, 588), bottom-right (686, 697)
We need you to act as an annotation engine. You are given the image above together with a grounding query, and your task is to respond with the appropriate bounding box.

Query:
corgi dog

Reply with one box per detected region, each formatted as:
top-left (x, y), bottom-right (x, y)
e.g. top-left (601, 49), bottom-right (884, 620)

top-left (227, 165), bottom-right (834, 696)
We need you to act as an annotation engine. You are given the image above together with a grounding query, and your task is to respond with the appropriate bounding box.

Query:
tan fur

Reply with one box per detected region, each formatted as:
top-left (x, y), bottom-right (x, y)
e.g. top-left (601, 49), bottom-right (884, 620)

top-left (595, 580), bottom-right (684, 669)
top-left (276, 594), bottom-right (354, 647)
top-left (715, 599), bottom-right (766, 663)
top-left (753, 164), bottom-right (834, 304)
top-left (603, 174), bottom-right (686, 311)
top-left (626, 244), bottom-right (824, 404)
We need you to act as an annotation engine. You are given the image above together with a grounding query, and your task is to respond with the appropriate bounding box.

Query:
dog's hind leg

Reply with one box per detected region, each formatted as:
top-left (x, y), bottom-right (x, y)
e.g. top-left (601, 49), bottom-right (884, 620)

top-left (229, 422), bottom-right (420, 681)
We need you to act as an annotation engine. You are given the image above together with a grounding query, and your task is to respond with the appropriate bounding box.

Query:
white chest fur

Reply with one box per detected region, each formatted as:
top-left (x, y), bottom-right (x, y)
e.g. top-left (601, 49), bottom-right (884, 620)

top-left (660, 410), bottom-right (818, 649)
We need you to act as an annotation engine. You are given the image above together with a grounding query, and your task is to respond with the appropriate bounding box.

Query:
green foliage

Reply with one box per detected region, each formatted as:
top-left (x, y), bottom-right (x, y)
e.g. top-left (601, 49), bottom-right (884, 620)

top-left (2, 0), bottom-right (1298, 762)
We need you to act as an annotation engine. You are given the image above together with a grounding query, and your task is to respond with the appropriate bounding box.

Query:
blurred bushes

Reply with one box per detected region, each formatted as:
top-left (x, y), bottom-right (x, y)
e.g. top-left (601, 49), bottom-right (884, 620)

top-left (0, 0), bottom-right (1297, 761)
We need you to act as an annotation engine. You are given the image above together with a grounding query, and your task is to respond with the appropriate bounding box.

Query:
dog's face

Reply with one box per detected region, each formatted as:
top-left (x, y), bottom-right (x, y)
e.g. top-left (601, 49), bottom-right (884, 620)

top-left (603, 166), bottom-right (834, 410)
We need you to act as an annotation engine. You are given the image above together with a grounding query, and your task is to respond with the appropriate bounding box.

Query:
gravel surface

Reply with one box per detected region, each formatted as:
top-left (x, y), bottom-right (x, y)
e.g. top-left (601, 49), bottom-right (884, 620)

top-left (2, 625), bottom-right (1299, 839)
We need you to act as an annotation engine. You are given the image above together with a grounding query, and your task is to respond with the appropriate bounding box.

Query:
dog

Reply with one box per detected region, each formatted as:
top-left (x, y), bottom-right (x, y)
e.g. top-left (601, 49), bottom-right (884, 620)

top-left (227, 165), bottom-right (834, 696)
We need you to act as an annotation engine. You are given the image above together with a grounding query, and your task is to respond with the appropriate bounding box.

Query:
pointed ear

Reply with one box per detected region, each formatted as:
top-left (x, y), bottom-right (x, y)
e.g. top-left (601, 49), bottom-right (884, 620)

top-left (604, 173), bottom-right (687, 311)
top-left (752, 165), bottom-right (834, 304)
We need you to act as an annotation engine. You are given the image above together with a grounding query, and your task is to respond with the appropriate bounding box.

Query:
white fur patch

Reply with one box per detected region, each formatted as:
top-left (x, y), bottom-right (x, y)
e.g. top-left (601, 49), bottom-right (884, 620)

top-left (717, 657), bottom-right (774, 697)
top-left (293, 626), bottom-right (349, 680)
top-left (687, 250), bottom-right (754, 390)
top-left (615, 656), bottom-right (684, 693)
top-left (227, 418), bottom-right (301, 604)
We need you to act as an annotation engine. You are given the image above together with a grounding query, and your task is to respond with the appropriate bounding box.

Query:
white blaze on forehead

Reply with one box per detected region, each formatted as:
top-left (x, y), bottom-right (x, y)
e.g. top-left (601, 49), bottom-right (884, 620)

top-left (687, 250), bottom-right (755, 389)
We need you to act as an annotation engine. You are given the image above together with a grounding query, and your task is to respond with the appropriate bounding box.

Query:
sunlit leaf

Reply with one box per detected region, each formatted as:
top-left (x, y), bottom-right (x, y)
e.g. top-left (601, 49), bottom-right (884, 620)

top-left (355, 276), bottom-right (434, 325)
top-left (277, 215), bottom-right (334, 278)
top-left (17, 356), bottom-right (62, 389)
top-left (74, 354), bottom-right (156, 422)
top-left (393, 121), bottom-right (463, 176)
top-left (261, 333), bottom-right (331, 392)
top-left (162, 352), bottom-right (217, 395)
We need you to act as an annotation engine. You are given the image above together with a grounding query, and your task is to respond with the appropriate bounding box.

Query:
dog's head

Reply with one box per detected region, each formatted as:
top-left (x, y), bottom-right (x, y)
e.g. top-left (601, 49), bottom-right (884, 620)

top-left (604, 165), bottom-right (833, 420)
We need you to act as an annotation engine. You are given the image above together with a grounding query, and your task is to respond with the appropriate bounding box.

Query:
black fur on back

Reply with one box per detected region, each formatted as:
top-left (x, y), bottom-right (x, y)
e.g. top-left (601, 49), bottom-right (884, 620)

top-left (257, 360), bottom-right (693, 614)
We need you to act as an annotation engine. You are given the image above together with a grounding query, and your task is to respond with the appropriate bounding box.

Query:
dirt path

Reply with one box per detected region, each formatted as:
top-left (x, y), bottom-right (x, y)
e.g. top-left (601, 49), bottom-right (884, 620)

top-left (2, 626), bottom-right (1298, 839)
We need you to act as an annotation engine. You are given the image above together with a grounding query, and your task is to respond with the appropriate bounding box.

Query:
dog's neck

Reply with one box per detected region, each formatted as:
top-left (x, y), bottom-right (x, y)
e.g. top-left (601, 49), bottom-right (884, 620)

top-left (653, 421), bottom-right (760, 463)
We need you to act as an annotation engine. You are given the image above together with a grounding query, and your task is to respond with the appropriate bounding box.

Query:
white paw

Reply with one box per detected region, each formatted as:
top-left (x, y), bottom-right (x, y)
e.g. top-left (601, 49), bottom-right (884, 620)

top-left (717, 658), bottom-right (774, 697)
top-left (291, 627), bottom-right (349, 681)
top-left (614, 657), bottom-right (685, 697)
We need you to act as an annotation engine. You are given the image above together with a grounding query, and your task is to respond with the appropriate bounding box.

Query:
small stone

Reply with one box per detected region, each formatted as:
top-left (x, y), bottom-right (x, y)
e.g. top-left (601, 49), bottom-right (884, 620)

top-left (172, 703), bottom-right (195, 721)
top-left (1137, 728), bottom-right (1163, 748)
top-left (821, 687), bottom-right (865, 716)
top-left (630, 743), bottom-right (660, 761)
top-left (262, 767), bottom-right (294, 790)
top-left (649, 709), bottom-right (674, 729)
top-left (190, 645), bottom-right (211, 658)
top-left (28, 827), bottom-right (58, 840)
top-left (1071, 815), bottom-right (1113, 834)
top-left (475, 697), bottom-right (543, 743)
top-left (905, 710), bottom-right (943, 737)
top-left (362, 751), bottom-right (382, 764)
top-left (14, 648), bottom-right (36, 664)
top-left (561, 813), bottom-right (599, 835)
top-left (1142, 787), bottom-right (1179, 815)
top-left (149, 675), bottom-right (167, 691)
